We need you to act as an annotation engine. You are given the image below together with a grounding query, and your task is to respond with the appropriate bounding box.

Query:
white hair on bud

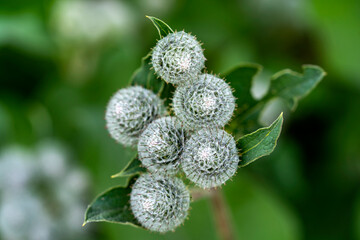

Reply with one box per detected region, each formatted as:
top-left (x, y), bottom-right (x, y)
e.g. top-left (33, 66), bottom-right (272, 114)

top-left (105, 86), bottom-right (165, 146)
top-left (173, 74), bottom-right (235, 130)
top-left (138, 117), bottom-right (187, 175)
top-left (152, 31), bottom-right (205, 85)
top-left (181, 128), bottom-right (239, 189)
top-left (130, 174), bottom-right (190, 233)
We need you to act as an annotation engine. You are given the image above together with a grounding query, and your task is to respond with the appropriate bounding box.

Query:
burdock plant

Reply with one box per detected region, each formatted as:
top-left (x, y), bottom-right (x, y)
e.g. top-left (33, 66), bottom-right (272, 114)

top-left (84, 16), bottom-right (326, 237)
top-left (137, 116), bottom-right (186, 175)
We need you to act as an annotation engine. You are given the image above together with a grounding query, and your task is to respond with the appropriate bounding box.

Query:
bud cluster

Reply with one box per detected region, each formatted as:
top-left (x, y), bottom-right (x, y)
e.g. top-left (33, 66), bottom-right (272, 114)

top-left (105, 29), bottom-right (239, 233)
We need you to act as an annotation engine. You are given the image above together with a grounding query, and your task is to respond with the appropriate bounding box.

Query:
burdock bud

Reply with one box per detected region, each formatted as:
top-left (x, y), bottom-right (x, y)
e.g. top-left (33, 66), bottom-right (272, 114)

top-left (152, 31), bottom-right (205, 85)
top-left (181, 128), bottom-right (239, 189)
top-left (105, 86), bottom-right (165, 146)
top-left (138, 117), bottom-right (186, 175)
top-left (173, 74), bottom-right (235, 130)
top-left (130, 174), bottom-right (190, 233)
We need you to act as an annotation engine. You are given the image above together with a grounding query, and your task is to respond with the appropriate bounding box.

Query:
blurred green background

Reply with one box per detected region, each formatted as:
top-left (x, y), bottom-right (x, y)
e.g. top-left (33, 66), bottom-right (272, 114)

top-left (0, 0), bottom-right (359, 239)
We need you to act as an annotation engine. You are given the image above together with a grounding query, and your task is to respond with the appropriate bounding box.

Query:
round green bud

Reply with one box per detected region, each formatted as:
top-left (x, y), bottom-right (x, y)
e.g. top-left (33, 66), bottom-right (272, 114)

top-left (105, 86), bottom-right (165, 146)
top-left (152, 31), bottom-right (205, 85)
top-left (138, 117), bottom-right (186, 175)
top-left (173, 74), bottom-right (235, 130)
top-left (181, 128), bottom-right (239, 189)
top-left (130, 173), bottom-right (190, 232)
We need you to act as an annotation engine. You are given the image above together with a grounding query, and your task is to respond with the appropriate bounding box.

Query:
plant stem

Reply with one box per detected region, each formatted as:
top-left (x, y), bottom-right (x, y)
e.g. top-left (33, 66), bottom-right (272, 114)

top-left (210, 189), bottom-right (235, 240)
top-left (190, 188), bottom-right (212, 201)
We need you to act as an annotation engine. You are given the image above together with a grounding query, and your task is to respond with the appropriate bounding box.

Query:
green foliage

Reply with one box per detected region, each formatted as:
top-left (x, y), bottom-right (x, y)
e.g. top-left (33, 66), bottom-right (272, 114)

top-left (84, 16), bottom-right (325, 232)
top-left (130, 53), bottom-right (163, 94)
top-left (237, 113), bottom-right (283, 167)
top-left (146, 16), bottom-right (174, 38)
top-left (130, 16), bottom-right (175, 106)
top-left (2, 0), bottom-right (358, 238)
top-left (223, 64), bottom-right (262, 113)
top-left (226, 64), bottom-right (325, 134)
top-left (83, 176), bottom-right (142, 228)
top-left (267, 65), bottom-right (326, 110)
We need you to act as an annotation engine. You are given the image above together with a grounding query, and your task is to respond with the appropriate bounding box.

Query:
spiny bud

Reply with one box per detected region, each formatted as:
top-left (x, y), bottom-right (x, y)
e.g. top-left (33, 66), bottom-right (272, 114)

top-left (130, 173), bottom-right (190, 233)
top-left (173, 74), bottom-right (235, 130)
top-left (105, 86), bottom-right (165, 146)
top-left (152, 31), bottom-right (205, 85)
top-left (138, 117), bottom-right (186, 175)
top-left (181, 128), bottom-right (239, 189)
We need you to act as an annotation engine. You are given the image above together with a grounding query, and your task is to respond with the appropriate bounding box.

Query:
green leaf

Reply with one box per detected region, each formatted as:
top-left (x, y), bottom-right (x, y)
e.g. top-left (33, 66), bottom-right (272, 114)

top-left (226, 65), bottom-right (325, 134)
top-left (111, 156), bottom-right (146, 179)
top-left (130, 53), bottom-right (164, 94)
top-left (223, 63), bottom-right (262, 114)
top-left (237, 113), bottom-right (284, 167)
top-left (159, 81), bottom-right (176, 107)
top-left (146, 16), bottom-right (174, 38)
top-left (83, 176), bottom-right (142, 227)
top-left (267, 65), bottom-right (326, 110)
top-left (223, 64), bottom-right (262, 136)
top-left (129, 17), bottom-right (175, 95)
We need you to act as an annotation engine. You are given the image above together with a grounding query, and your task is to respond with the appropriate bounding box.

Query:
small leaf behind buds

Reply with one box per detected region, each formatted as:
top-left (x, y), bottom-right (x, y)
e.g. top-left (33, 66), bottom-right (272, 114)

top-left (224, 64), bottom-right (325, 134)
top-left (130, 53), bottom-right (164, 94)
top-left (267, 65), bottom-right (326, 110)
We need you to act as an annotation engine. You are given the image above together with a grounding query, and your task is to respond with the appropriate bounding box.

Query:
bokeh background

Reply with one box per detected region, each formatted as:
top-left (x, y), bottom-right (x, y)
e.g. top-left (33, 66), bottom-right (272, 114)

top-left (0, 0), bottom-right (359, 239)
